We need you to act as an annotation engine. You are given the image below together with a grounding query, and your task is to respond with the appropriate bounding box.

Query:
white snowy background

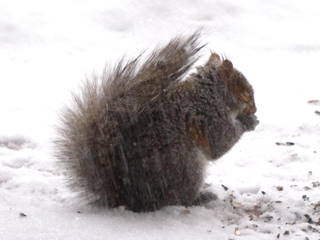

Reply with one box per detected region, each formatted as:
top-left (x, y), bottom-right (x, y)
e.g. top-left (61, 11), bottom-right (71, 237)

top-left (1, 0), bottom-right (320, 239)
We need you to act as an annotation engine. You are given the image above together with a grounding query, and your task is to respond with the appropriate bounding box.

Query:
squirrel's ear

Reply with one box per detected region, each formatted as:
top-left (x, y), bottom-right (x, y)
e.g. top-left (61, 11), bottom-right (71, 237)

top-left (221, 59), bottom-right (233, 70)
top-left (207, 52), bottom-right (221, 67)
top-left (218, 59), bottom-right (234, 81)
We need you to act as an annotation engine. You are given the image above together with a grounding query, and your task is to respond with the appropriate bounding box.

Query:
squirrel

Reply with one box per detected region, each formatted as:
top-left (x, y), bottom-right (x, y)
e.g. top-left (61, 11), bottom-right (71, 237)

top-left (55, 32), bottom-right (259, 212)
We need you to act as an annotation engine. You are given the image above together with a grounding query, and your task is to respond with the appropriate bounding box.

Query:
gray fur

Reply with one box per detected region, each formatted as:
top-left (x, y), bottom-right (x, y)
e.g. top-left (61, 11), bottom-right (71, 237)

top-left (55, 32), bottom-right (258, 212)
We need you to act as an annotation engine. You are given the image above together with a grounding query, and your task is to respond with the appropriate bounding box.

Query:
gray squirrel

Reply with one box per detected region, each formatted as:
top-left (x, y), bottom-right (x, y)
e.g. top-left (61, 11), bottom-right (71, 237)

top-left (55, 32), bottom-right (258, 212)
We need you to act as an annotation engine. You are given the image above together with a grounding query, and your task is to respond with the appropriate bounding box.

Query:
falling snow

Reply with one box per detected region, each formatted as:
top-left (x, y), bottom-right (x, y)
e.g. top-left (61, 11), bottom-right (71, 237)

top-left (1, 0), bottom-right (320, 239)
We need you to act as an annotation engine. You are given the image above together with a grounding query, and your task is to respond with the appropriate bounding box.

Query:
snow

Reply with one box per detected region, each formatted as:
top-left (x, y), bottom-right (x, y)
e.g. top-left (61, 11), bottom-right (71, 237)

top-left (1, 0), bottom-right (320, 239)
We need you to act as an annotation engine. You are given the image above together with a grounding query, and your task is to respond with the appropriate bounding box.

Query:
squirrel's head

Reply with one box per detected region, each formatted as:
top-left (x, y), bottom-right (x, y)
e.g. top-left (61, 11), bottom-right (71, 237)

top-left (185, 53), bottom-right (258, 160)
top-left (207, 53), bottom-right (257, 116)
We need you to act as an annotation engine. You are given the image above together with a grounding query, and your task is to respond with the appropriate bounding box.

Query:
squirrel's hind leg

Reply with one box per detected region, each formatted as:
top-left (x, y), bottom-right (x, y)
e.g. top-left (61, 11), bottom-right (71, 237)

top-left (192, 191), bottom-right (218, 206)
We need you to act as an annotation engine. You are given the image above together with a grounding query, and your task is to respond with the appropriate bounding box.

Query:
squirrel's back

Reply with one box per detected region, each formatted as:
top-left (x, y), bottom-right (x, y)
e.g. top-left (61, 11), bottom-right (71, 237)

top-left (56, 32), bottom-right (258, 212)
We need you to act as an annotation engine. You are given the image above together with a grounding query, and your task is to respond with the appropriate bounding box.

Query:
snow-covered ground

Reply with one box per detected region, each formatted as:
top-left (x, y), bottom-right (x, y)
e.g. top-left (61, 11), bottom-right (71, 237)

top-left (1, 0), bottom-right (320, 239)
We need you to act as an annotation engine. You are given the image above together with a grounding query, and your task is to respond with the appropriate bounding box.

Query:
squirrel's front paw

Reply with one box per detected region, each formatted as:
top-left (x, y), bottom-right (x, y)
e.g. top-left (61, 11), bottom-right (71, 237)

top-left (237, 114), bottom-right (259, 131)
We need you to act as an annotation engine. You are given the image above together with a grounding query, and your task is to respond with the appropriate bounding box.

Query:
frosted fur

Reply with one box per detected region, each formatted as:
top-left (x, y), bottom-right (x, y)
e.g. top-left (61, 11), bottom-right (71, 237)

top-left (55, 33), bottom-right (258, 212)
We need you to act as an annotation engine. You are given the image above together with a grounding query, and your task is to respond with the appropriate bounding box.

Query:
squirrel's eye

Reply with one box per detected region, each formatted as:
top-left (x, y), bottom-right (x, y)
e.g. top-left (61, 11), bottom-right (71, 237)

top-left (240, 92), bottom-right (250, 103)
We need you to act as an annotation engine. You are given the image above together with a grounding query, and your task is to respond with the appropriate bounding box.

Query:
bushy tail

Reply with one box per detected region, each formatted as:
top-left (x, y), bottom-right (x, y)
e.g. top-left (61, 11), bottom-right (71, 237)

top-left (103, 31), bottom-right (203, 112)
top-left (55, 32), bottom-right (203, 203)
